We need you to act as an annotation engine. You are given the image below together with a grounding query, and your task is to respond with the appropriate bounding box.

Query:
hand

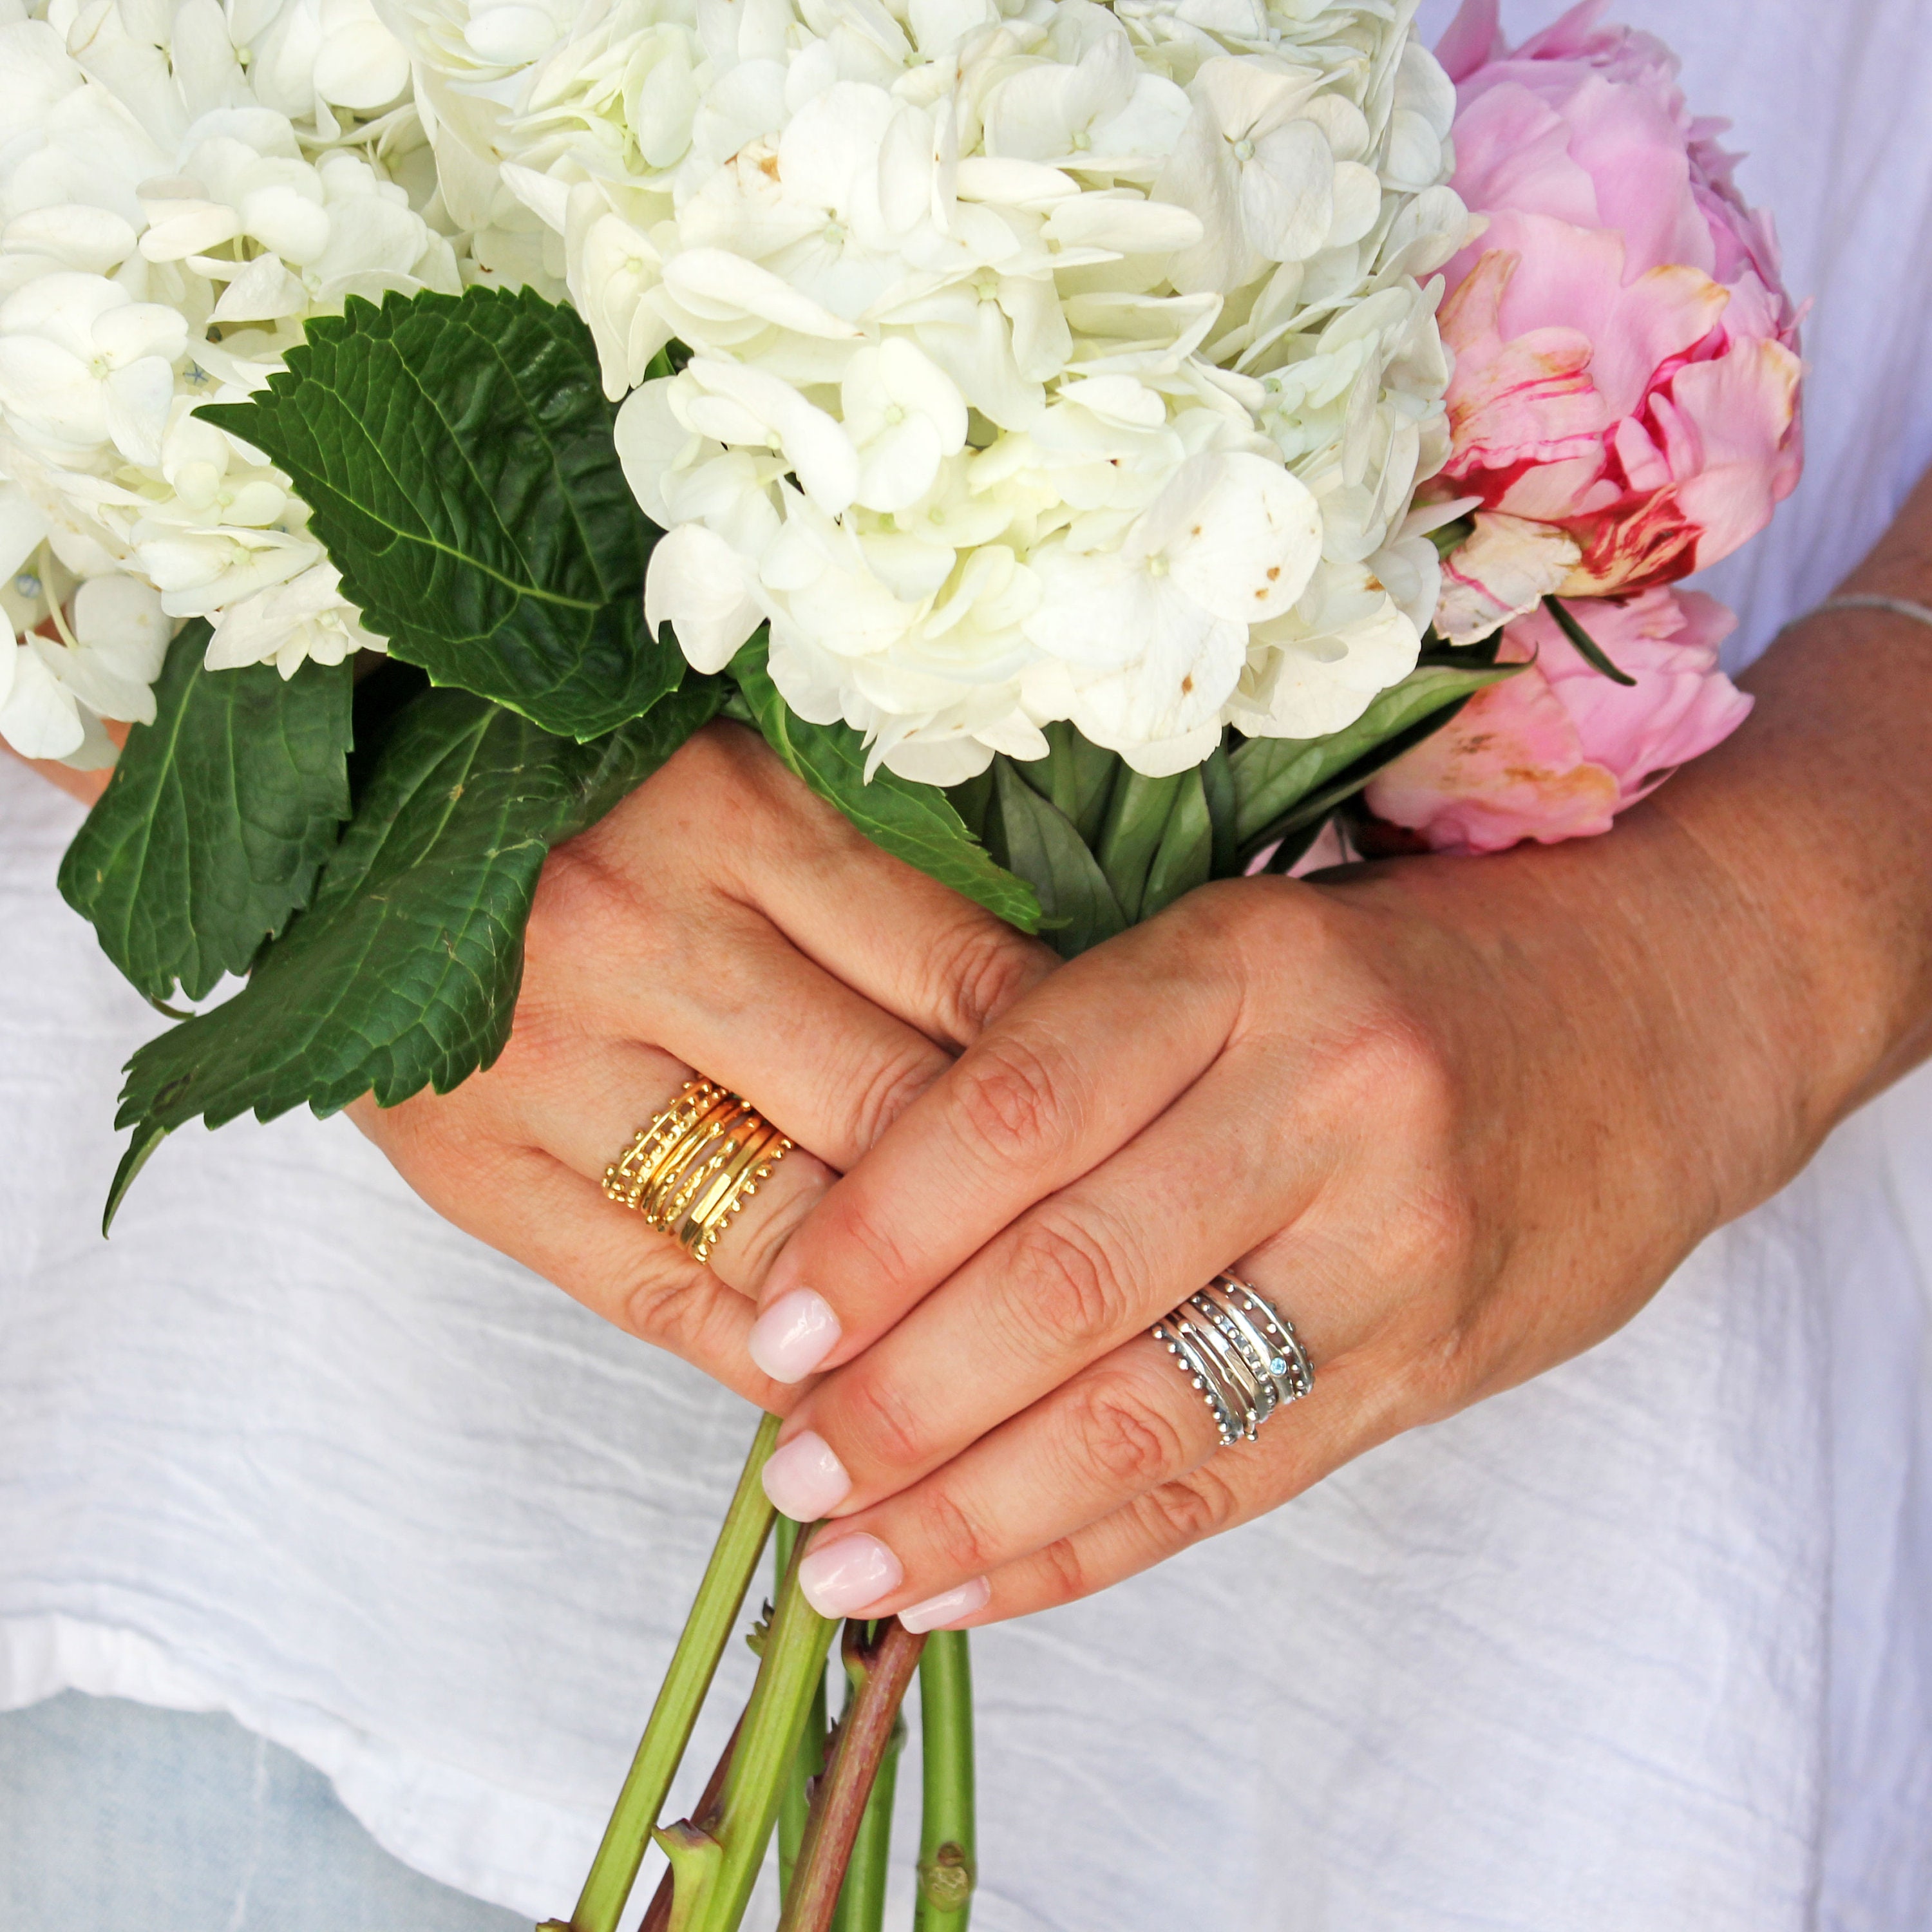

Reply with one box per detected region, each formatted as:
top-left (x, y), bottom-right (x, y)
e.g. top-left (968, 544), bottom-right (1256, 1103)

top-left (743, 703), bottom-right (1926, 1629)
top-left (354, 721), bottom-right (1055, 1406)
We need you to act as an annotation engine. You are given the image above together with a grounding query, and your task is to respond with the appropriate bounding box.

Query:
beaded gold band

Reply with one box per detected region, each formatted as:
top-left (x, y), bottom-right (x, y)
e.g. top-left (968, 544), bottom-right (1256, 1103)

top-left (603, 1080), bottom-right (792, 1265)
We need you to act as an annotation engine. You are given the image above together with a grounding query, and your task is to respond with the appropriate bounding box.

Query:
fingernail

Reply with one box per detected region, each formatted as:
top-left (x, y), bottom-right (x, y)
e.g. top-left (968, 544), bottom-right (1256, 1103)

top-left (761, 1431), bottom-right (851, 1521)
top-left (749, 1289), bottom-right (842, 1384)
top-left (897, 1576), bottom-right (991, 1634)
top-left (798, 1533), bottom-right (903, 1619)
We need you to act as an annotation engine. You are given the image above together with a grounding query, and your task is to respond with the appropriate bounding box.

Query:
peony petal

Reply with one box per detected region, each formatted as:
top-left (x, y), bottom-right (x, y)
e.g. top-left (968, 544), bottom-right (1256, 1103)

top-left (1435, 510), bottom-right (1580, 645)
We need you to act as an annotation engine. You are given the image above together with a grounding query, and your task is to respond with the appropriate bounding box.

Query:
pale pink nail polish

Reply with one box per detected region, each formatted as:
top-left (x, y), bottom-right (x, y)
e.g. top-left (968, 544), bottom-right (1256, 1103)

top-left (897, 1577), bottom-right (991, 1634)
top-left (749, 1288), bottom-right (842, 1383)
top-left (797, 1533), bottom-right (903, 1618)
top-left (761, 1431), bottom-right (851, 1521)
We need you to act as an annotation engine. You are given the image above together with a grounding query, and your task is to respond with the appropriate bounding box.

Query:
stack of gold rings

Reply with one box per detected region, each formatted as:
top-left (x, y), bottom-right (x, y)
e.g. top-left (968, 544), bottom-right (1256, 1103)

top-left (603, 1079), bottom-right (792, 1266)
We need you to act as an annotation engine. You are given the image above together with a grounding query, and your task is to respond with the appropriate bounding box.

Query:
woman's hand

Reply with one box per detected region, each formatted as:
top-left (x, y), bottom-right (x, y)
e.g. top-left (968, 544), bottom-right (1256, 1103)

top-left (352, 720), bottom-right (1056, 1408)
top-left (742, 558), bottom-right (1932, 1627)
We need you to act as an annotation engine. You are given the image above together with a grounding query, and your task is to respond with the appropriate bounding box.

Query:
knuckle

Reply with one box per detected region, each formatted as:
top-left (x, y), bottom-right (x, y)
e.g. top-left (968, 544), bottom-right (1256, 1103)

top-left (820, 1191), bottom-right (922, 1299)
top-left (1359, 1006), bottom-right (1461, 1147)
top-left (950, 1028), bottom-right (1074, 1162)
top-left (913, 1484), bottom-right (996, 1579)
top-left (846, 1041), bottom-right (945, 1152)
top-left (1004, 1211), bottom-right (1133, 1351)
top-left (1033, 1534), bottom-right (1090, 1607)
top-left (527, 837), bottom-right (630, 968)
top-left (931, 919), bottom-right (1044, 1048)
top-left (1141, 1464), bottom-right (1239, 1548)
top-left (1065, 1374), bottom-right (1189, 1492)
top-left (1394, 1314), bottom-right (1490, 1421)
top-left (832, 1361), bottom-right (929, 1472)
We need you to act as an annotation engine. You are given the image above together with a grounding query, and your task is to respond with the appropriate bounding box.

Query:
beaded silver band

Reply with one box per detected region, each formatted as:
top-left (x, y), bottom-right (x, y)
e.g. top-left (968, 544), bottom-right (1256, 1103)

top-left (1150, 1274), bottom-right (1314, 1448)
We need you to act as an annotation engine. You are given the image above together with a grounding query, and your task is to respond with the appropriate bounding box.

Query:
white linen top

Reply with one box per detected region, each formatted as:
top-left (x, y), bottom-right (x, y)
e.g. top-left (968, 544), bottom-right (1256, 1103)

top-left (5, 1), bottom-right (1932, 1924)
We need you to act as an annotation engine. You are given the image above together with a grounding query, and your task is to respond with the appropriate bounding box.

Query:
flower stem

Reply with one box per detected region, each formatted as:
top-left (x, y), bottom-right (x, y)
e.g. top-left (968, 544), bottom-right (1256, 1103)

top-left (828, 1622), bottom-right (907, 1932)
top-left (665, 1528), bottom-right (840, 1932)
top-left (774, 1517), bottom-right (829, 1902)
top-left (778, 1620), bottom-right (927, 1932)
top-left (558, 1413), bottom-right (781, 1932)
top-left (913, 1633), bottom-right (976, 1932)
top-left (637, 1712), bottom-right (743, 1932)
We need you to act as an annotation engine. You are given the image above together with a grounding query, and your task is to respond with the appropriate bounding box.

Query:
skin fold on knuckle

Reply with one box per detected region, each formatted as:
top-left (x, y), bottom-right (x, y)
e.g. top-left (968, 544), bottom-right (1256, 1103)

top-left (950, 1024), bottom-right (1078, 1164)
top-left (1138, 1461), bottom-right (1240, 1550)
top-left (903, 1481), bottom-right (998, 1584)
top-left (842, 1036), bottom-right (948, 1154)
top-left (929, 915), bottom-right (1054, 1050)
top-left (1002, 1208), bottom-right (1135, 1355)
top-left (1062, 1370), bottom-right (1195, 1494)
top-left (817, 1356), bottom-right (930, 1480)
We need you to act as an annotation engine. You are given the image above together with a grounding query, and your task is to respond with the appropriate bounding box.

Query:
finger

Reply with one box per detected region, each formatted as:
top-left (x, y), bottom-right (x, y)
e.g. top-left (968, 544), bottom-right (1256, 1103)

top-left (968, 1347), bottom-right (1410, 1623)
top-left (768, 1041), bottom-right (1331, 1506)
top-left (674, 724), bottom-right (1060, 1050)
top-left (834, 1344), bottom-right (1409, 1631)
top-left (526, 844), bottom-right (961, 1175)
top-left (748, 904), bottom-right (1249, 1381)
top-left (350, 1098), bottom-right (794, 1412)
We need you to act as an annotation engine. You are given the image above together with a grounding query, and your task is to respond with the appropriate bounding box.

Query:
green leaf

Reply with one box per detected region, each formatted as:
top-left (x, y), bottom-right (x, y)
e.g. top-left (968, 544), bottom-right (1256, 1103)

top-left (1011, 723), bottom-right (1121, 848)
top-left (199, 287), bottom-right (681, 742)
top-left (109, 680), bottom-right (721, 1215)
top-left (1544, 596), bottom-right (1638, 687)
top-left (1139, 765), bottom-right (1213, 920)
top-left (1230, 659), bottom-right (1522, 862)
top-left (1095, 770), bottom-right (1186, 923)
top-left (728, 638), bottom-right (1040, 933)
top-left (985, 761), bottom-right (1125, 961)
top-left (1202, 743), bottom-right (1240, 881)
top-left (58, 622), bottom-right (353, 1002)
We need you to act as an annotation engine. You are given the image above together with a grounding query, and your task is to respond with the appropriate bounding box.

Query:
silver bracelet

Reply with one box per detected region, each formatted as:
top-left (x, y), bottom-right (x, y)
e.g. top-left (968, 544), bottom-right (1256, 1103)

top-left (1804, 593), bottom-right (1932, 630)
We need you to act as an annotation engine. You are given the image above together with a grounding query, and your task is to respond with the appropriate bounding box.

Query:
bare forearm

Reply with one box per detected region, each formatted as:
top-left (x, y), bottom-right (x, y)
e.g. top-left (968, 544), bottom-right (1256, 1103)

top-left (1668, 473), bottom-right (1932, 1125)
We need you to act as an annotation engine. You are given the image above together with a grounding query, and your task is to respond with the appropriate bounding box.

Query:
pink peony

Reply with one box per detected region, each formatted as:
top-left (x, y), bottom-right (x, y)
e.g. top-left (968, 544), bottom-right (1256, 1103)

top-left (1364, 587), bottom-right (1750, 853)
top-left (1429, 0), bottom-right (1803, 644)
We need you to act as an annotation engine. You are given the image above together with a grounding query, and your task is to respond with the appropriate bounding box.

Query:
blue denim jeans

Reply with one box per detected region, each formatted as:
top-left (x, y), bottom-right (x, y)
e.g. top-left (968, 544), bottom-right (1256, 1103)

top-left (0, 1693), bottom-right (526, 1931)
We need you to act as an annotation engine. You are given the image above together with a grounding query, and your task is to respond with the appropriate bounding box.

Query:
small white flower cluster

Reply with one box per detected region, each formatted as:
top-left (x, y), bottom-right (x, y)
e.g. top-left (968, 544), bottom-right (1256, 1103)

top-left (397, 0), bottom-right (1475, 779)
top-left (0, 0), bottom-right (455, 764)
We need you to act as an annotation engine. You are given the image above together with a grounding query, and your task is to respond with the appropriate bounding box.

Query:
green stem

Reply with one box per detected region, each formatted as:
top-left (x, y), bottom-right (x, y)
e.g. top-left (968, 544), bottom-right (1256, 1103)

top-left (667, 1529), bottom-right (840, 1932)
top-left (779, 1620), bottom-right (927, 1932)
top-left (554, 1414), bottom-right (781, 1932)
top-left (913, 1633), bottom-right (976, 1932)
top-left (637, 1713), bottom-right (743, 1932)
top-left (775, 1518), bottom-right (829, 1902)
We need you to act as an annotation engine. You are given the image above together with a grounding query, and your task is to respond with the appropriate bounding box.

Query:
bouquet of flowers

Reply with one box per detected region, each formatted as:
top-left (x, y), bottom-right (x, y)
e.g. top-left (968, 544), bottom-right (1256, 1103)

top-left (2, 0), bottom-right (1800, 1924)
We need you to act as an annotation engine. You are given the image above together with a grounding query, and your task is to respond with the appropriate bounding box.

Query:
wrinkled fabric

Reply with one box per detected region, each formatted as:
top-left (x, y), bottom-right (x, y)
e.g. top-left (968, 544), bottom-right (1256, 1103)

top-left (4, 1), bottom-right (1932, 1926)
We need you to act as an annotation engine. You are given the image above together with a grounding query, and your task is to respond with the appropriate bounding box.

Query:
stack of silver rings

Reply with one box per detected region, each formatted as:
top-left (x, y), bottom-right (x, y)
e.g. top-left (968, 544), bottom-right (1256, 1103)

top-left (1151, 1274), bottom-right (1314, 1448)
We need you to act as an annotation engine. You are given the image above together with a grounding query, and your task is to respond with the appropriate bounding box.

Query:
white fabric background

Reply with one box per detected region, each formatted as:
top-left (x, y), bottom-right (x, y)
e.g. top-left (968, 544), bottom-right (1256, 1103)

top-left (5, 1), bottom-right (1932, 1925)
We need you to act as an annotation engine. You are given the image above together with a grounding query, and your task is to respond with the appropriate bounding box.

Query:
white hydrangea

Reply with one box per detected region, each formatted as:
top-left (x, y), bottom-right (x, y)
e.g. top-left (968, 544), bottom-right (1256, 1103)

top-left (0, 0), bottom-right (456, 763)
top-left (399, 0), bottom-right (1473, 779)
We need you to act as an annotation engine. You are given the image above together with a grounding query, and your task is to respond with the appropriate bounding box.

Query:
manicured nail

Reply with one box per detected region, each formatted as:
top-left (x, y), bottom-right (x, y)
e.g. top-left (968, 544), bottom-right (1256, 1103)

top-left (761, 1430), bottom-right (851, 1521)
top-left (749, 1288), bottom-right (842, 1383)
top-left (798, 1533), bottom-right (903, 1619)
top-left (896, 1577), bottom-right (991, 1634)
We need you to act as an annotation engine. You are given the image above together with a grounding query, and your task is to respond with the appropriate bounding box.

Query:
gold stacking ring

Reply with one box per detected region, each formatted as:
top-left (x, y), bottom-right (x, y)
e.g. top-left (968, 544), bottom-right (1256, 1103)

top-left (603, 1079), bottom-right (792, 1266)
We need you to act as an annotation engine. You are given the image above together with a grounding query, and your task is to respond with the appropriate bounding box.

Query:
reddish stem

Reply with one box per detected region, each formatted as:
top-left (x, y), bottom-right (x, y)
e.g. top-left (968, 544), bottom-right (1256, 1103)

top-left (777, 1621), bottom-right (927, 1932)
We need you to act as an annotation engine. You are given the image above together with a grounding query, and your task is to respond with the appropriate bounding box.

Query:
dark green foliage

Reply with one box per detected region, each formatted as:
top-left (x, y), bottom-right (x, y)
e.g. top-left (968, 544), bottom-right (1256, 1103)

top-left (200, 287), bottom-right (682, 741)
top-left (106, 679), bottom-right (721, 1226)
top-left (58, 623), bottom-right (353, 1003)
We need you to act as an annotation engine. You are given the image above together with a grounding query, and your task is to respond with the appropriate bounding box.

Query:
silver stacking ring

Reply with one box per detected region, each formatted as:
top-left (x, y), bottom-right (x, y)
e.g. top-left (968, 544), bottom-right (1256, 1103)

top-left (1150, 1273), bottom-right (1314, 1448)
